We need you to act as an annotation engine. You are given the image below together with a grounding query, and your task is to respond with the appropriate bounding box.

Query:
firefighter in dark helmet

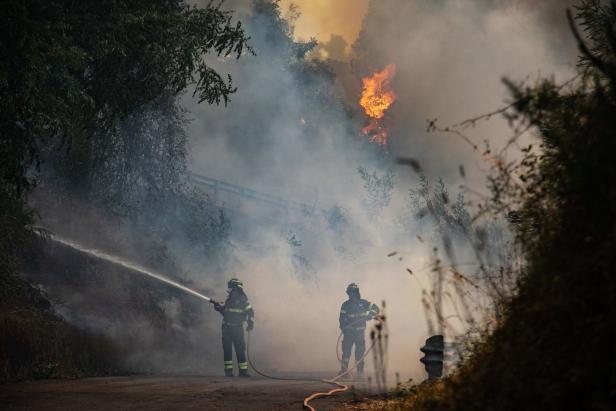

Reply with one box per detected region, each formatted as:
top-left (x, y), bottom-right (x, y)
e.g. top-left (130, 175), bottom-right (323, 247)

top-left (339, 283), bottom-right (379, 378)
top-left (213, 278), bottom-right (254, 377)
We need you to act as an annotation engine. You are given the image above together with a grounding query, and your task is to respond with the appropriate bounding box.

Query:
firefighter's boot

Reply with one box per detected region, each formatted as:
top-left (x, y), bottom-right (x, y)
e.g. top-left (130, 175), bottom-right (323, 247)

top-left (224, 369), bottom-right (233, 377)
top-left (238, 361), bottom-right (250, 377)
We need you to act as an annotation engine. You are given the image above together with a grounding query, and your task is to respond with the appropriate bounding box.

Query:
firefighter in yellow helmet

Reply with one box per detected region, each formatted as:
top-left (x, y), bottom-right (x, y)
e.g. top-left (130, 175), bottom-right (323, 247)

top-left (213, 278), bottom-right (254, 377)
top-left (339, 283), bottom-right (379, 379)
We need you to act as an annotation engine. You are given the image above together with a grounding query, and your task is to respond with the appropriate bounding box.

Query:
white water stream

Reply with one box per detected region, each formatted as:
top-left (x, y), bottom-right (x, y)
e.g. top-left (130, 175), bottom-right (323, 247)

top-left (46, 233), bottom-right (213, 303)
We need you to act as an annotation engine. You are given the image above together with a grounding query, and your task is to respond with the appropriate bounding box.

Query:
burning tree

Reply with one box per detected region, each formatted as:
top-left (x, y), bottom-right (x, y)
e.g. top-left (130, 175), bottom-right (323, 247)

top-left (359, 64), bottom-right (397, 145)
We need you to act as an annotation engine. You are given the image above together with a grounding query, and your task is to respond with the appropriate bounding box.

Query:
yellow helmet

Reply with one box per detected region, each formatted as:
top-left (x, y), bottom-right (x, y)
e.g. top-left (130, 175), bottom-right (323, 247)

top-left (228, 278), bottom-right (244, 289)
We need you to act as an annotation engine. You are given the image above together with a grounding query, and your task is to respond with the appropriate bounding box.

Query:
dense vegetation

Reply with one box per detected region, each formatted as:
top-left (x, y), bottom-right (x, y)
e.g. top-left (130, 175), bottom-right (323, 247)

top-left (0, 271), bottom-right (121, 380)
top-left (0, 0), bottom-right (250, 381)
top-left (0, 0), bottom-right (356, 382)
top-left (389, 1), bottom-right (616, 410)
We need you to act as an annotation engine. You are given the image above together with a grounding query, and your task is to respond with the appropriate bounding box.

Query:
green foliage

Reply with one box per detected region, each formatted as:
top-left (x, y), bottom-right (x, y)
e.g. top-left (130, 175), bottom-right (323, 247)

top-left (1, 0), bottom-right (250, 198)
top-left (248, 0), bottom-right (338, 118)
top-left (44, 92), bottom-right (230, 268)
top-left (358, 166), bottom-right (395, 215)
top-left (409, 176), bottom-right (471, 237)
top-left (46, 94), bottom-right (187, 204)
top-left (574, 0), bottom-right (616, 78)
top-left (166, 187), bottom-right (231, 262)
top-left (406, 175), bottom-right (518, 341)
top-left (284, 230), bottom-right (314, 279)
top-left (393, 2), bottom-right (616, 410)
top-left (252, 0), bottom-right (317, 61)
top-left (0, 0), bottom-right (249, 274)
top-left (0, 187), bottom-right (37, 277)
top-left (326, 205), bottom-right (349, 232)
top-left (0, 0), bottom-right (249, 380)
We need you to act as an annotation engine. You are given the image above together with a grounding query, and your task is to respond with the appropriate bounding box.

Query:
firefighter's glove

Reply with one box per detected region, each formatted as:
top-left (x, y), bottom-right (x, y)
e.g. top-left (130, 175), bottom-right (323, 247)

top-left (246, 323), bottom-right (254, 332)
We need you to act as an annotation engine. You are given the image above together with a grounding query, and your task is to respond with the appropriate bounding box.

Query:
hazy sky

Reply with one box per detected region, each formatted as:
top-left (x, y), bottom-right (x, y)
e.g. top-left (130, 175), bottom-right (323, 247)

top-left (279, 0), bottom-right (369, 47)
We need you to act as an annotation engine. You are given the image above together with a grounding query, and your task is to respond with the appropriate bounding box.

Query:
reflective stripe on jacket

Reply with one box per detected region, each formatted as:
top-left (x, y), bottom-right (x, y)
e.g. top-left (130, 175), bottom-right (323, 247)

top-left (339, 299), bottom-right (379, 331)
top-left (215, 296), bottom-right (254, 327)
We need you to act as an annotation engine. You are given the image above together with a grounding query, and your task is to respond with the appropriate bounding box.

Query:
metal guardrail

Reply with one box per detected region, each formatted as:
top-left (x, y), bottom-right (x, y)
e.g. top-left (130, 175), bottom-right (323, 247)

top-left (188, 173), bottom-right (317, 213)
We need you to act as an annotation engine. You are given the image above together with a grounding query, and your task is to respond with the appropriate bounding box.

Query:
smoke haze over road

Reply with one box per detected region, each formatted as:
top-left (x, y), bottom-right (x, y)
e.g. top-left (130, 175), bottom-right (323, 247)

top-left (28, 0), bottom-right (581, 383)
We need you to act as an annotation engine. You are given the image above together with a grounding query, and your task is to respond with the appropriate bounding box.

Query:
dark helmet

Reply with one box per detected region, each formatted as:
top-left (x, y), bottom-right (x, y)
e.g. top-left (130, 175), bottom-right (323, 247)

top-left (346, 283), bottom-right (360, 296)
top-left (228, 278), bottom-right (244, 290)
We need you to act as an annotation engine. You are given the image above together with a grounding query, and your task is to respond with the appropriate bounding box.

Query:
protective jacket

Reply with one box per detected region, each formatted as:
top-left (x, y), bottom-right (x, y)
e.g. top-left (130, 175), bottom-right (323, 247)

top-left (339, 298), bottom-right (379, 375)
top-left (339, 298), bottom-right (379, 331)
top-left (215, 293), bottom-right (254, 328)
top-left (215, 292), bottom-right (254, 376)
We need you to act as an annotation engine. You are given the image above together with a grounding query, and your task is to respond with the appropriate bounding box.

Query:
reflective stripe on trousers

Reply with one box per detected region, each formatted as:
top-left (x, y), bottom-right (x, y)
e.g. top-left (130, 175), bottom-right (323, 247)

top-left (222, 324), bottom-right (246, 371)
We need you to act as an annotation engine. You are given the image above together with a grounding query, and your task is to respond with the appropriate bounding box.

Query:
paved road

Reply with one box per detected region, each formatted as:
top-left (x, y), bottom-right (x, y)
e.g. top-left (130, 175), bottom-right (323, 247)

top-left (0, 375), bottom-right (366, 411)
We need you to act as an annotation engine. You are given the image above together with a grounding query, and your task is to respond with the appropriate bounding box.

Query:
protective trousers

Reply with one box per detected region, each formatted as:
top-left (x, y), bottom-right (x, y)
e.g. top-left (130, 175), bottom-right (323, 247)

top-left (341, 329), bottom-right (366, 374)
top-left (222, 324), bottom-right (248, 374)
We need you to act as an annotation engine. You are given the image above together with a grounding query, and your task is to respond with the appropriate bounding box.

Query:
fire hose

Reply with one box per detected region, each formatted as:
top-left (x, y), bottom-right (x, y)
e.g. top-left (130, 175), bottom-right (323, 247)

top-left (42, 234), bottom-right (376, 410)
top-left (246, 317), bottom-right (380, 411)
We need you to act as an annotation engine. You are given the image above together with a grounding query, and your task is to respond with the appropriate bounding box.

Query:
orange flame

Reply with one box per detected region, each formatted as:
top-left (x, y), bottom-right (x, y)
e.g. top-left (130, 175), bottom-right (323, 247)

top-left (359, 64), bottom-right (396, 144)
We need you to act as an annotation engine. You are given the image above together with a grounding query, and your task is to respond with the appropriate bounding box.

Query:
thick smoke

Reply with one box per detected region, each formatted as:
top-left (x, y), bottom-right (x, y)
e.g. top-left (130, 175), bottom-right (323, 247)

top-left (27, 0), bottom-right (583, 383)
top-left (352, 0), bottom-right (578, 184)
top-left (279, 0), bottom-right (370, 50)
top-left (175, 0), bottom-right (580, 381)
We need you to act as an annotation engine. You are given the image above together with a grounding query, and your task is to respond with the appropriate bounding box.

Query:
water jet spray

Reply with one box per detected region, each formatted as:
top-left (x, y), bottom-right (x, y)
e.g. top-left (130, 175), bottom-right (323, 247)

top-left (39, 231), bottom-right (381, 410)
top-left (43, 232), bottom-right (213, 303)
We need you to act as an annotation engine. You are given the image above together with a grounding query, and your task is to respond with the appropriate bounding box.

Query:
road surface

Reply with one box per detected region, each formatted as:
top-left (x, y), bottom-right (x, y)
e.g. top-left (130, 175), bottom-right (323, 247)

top-left (0, 375), bottom-right (369, 410)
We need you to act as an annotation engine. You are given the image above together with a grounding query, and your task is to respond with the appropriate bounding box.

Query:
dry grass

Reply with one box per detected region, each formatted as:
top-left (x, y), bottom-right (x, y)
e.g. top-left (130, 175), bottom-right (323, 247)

top-left (0, 272), bottom-right (121, 382)
top-left (334, 381), bottom-right (446, 410)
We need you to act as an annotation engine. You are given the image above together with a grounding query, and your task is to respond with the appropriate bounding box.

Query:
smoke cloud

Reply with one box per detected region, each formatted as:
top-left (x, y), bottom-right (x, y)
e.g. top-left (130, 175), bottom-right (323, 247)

top-left (175, 0), bottom-right (580, 380)
top-left (351, 0), bottom-right (578, 183)
top-left (28, 0), bottom-right (583, 384)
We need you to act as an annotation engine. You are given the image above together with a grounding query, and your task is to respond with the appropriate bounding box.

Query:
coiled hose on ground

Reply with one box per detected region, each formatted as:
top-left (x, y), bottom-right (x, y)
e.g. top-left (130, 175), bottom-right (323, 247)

top-left (246, 317), bottom-right (380, 411)
top-left (38, 234), bottom-right (369, 410)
